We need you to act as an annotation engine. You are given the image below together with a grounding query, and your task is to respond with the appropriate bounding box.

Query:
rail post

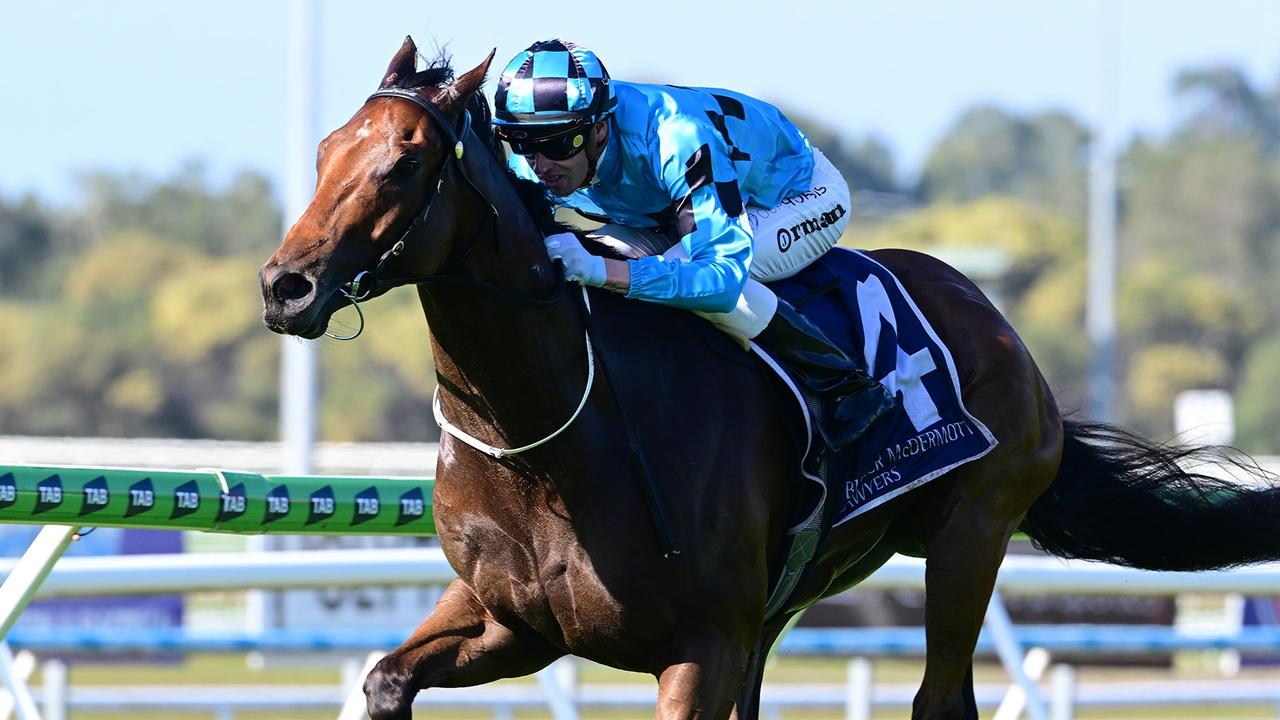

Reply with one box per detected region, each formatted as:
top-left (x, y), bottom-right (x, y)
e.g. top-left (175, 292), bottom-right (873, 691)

top-left (39, 659), bottom-right (66, 720)
top-left (1050, 664), bottom-right (1075, 720)
top-left (845, 656), bottom-right (872, 720)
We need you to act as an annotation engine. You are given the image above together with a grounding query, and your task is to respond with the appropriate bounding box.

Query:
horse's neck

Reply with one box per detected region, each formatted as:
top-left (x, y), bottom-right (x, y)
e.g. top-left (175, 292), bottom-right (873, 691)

top-left (420, 178), bottom-right (589, 451)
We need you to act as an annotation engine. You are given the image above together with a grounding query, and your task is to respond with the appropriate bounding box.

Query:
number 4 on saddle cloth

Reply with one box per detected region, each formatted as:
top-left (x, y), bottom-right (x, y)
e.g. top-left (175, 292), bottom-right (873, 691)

top-left (753, 247), bottom-right (998, 620)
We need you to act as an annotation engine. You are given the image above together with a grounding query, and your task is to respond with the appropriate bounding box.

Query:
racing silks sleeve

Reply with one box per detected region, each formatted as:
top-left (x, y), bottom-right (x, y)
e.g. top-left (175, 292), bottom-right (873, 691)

top-left (624, 115), bottom-right (752, 314)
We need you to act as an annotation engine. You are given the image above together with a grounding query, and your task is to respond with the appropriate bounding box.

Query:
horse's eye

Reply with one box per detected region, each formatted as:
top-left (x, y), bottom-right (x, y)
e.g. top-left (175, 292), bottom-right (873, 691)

top-left (391, 156), bottom-right (420, 180)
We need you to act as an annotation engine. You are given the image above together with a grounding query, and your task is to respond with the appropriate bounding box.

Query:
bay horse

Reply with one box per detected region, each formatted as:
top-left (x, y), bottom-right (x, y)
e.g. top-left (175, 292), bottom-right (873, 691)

top-left (259, 38), bottom-right (1280, 719)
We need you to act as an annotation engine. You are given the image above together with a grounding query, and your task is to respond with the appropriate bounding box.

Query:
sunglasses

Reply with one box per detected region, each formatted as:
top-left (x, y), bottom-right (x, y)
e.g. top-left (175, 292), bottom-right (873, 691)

top-left (504, 128), bottom-right (590, 161)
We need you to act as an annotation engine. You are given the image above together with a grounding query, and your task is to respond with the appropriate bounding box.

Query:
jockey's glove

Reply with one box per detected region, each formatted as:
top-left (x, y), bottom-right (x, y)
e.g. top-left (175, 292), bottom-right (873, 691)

top-left (544, 232), bottom-right (607, 287)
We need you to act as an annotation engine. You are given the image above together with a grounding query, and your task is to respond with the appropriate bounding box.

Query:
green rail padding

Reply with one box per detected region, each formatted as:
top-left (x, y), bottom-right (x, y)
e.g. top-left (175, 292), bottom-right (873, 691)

top-left (0, 465), bottom-right (435, 535)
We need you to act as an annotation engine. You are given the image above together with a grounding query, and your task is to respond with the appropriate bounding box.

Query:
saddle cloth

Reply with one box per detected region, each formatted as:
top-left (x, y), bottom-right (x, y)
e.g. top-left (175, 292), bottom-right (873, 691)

top-left (755, 248), bottom-right (998, 618)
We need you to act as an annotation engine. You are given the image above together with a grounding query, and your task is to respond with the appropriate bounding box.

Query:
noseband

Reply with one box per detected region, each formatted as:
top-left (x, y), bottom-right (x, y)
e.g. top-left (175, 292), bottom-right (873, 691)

top-left (325, 87), bottom-right (499, 340)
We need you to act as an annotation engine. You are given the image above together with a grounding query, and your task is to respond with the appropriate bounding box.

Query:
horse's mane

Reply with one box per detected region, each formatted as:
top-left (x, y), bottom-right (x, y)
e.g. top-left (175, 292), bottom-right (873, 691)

top-left (394, 54), bottom-right (573, 241)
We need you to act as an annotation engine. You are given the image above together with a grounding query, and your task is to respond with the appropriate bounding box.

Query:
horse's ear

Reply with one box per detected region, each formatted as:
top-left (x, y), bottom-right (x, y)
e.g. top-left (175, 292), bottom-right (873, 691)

top-left (440, 49), bottom-right (497, 116)
top-left (380, 36), bottom-right (418, 89)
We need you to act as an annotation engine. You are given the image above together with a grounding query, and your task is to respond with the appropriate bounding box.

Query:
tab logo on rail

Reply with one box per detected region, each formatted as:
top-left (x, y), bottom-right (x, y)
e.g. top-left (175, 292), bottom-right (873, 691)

top-left (217, 483), bottom-right (248, 523)
top-left (397, 487), bottom-right (426, 526)
top-left (34, 475), bottom-right (63, 514)
top-left (307, 486), bottom-right (336, 525)
top-left (126, 478), bottom-right (155, 518)
top-left (0, 473), bottom-right (16, 509)
top-left (79, 476), bottom-right (110, 516)
top-left (264, 485), bottom-right (291, 524)
top-left (171, 479), bottom-right (201, 519)
top-left (353, 486), bottom-right (380, 525)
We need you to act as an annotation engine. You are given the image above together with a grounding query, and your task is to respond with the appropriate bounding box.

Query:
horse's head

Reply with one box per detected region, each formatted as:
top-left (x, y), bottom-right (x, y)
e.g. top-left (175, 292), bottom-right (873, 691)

top-left (260, 37), bottom-right (495, 338)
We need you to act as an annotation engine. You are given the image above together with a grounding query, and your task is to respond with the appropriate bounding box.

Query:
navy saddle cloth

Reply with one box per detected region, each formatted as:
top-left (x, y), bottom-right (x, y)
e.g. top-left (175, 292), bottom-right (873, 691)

top-left (767, 247), bottom-right (997, 528)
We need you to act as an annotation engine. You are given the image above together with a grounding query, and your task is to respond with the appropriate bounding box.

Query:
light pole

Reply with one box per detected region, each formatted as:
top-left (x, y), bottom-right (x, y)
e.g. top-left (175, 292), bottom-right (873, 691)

top-left (280, 0), bottom-right (320, 475)
top-left (1087, 0), bottom-right (1119, 422)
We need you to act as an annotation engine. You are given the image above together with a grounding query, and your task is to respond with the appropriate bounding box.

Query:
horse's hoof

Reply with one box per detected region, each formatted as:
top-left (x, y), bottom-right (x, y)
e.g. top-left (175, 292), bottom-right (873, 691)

top-left (364, 657), bottom-right (416, 720)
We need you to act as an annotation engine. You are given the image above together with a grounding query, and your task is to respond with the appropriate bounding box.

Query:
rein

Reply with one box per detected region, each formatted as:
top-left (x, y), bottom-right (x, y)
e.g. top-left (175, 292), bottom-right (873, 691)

top-left (432, 284), bottom-right (596, 459)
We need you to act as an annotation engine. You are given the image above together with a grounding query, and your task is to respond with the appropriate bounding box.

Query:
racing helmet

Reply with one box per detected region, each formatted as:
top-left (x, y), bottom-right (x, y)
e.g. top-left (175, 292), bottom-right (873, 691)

top-left (492, 39), bottom-right (617, 146)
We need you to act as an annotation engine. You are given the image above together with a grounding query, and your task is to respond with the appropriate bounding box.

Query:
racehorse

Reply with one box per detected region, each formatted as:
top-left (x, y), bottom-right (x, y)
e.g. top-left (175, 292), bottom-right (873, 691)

top-left (259, 38), bottom-right (1280, 719)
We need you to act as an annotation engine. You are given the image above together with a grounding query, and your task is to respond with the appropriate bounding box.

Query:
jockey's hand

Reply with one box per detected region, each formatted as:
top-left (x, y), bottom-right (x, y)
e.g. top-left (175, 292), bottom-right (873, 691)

top-left (544, 232), bottom-right (607, 287)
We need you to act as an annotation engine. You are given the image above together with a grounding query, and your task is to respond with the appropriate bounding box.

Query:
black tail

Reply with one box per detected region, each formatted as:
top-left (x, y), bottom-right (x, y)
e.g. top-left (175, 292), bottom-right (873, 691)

top-left (1019, 419), bottom-right (1280, 571)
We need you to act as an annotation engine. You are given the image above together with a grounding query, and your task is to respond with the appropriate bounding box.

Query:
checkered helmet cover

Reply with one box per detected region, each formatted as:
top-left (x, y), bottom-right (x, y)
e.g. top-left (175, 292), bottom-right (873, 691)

top-left (492, 39), bottom-right (617, 131)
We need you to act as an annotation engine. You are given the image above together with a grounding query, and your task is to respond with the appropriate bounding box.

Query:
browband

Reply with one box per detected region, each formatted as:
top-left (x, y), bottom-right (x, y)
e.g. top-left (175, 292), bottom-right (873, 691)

top-left (368, 88), bottom-right (470, 159)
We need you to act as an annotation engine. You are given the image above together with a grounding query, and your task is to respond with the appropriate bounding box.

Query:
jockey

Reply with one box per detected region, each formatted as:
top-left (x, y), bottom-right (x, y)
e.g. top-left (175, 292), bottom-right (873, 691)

top-left (491, 39), bottom-right (894, 449)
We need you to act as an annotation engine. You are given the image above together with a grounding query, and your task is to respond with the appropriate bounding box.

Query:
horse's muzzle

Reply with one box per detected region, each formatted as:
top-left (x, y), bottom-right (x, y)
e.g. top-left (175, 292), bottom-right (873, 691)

top-left (259, 264), bottom-right (328, 338)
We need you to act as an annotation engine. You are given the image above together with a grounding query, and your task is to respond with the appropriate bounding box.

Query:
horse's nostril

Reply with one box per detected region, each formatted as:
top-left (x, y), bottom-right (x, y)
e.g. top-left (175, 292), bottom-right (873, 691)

top-left (273, 272), bottom-right (314, 303)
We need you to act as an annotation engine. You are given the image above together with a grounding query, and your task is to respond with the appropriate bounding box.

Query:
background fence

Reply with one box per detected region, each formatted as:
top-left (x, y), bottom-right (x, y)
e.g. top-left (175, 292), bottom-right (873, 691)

top-left (0, 439), bottom-right (1278, 719)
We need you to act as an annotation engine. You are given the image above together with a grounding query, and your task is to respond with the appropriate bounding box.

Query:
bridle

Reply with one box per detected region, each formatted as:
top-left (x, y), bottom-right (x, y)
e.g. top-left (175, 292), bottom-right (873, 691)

top-left (319, 84), bottom-right (677, 554)
top-left (328, 86), bottom-right (596, 460)
top-left (324, 87), bottom-right (499, 341)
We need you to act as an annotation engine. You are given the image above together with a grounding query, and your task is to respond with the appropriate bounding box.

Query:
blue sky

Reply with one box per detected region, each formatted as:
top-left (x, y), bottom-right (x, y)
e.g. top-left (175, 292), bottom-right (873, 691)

top-left (2, 1), bottom-right (1279, 205)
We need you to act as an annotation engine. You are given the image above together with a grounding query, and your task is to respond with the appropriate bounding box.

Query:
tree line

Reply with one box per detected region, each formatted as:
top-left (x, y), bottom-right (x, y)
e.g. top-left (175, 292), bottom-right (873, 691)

top-left (1, 65), bottom-right (1277, 452)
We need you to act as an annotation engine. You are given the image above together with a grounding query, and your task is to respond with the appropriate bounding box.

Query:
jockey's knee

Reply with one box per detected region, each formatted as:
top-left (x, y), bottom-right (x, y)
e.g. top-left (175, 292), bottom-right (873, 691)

top-left (694, 279), bottom-right (779, 348)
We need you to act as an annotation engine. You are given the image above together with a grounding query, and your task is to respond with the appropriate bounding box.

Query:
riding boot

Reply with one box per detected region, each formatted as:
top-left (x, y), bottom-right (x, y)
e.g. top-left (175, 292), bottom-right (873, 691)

top-left (755, 300), bottom-right (895, 449)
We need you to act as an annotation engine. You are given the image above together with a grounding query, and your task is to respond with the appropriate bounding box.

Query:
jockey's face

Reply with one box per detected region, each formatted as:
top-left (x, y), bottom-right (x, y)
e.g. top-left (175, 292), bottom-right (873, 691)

top-left (530, 121), bottom-right (609, 196)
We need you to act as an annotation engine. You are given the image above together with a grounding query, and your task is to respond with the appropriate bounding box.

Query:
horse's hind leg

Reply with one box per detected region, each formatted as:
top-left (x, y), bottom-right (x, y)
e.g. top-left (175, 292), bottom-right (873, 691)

top-left (911, 471), bottom-right (1040, 720)
top-left (364, 578), bottom-right (564, 720)
top-left (912, 506), bottom-right (1010, 719)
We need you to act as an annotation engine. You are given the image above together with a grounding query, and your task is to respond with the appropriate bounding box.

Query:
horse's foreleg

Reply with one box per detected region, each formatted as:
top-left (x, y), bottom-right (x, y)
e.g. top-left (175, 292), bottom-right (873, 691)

top-left (914, 502), bottom-right (1016, 720)
top-left (655, 641), bottom-right (750, 720)
top-left (364, 578), bottom-right (564, 720)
